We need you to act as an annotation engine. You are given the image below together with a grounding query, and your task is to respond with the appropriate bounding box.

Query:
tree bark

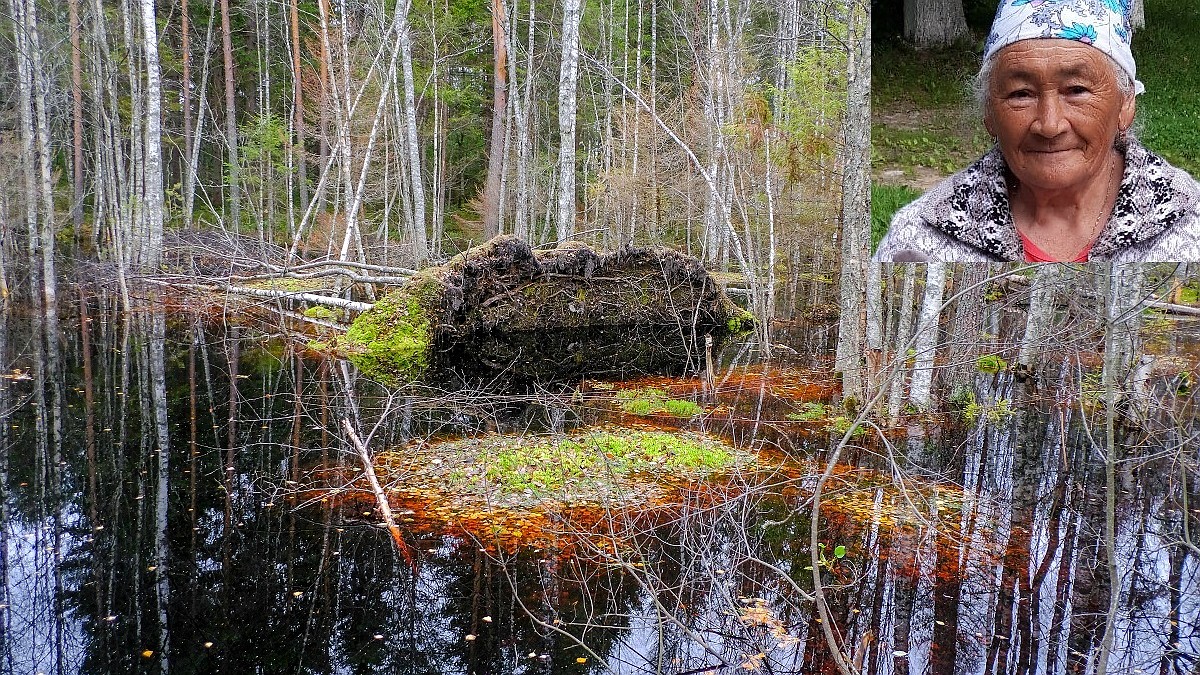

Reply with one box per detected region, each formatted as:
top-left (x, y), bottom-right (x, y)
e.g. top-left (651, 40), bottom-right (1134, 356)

top-left (69, 0), bottom-right (86, 238)
top-left (903, 0), bottom-right (969, 49)
top-left (1016, 264), bottom-right (1058, 375)
top-left (481, 0), bottom-right (509, 238)
top-left (290, 0), bottom-right (309, 209)
top-left (140, 0), bottom-right (165, 270)
top-left (398, 3), bottom-right (430, 263)
top-left (909, 262), bottom-right (946, 411)
top-left (835, 0), bottom-right (871, 404)
top-left (220, 0), bottom-right (241, 227)
top-left (555, 0), bottom-right (584, 243)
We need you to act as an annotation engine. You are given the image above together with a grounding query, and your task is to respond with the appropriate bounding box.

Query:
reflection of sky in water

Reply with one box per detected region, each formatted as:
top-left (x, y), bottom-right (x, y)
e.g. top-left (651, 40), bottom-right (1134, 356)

top-left (0, 305), bottom-right (1197, 673)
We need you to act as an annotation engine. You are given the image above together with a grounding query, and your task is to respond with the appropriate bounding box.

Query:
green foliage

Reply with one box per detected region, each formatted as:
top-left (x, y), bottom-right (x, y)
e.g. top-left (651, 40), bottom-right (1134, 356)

top-left (726, 310), bottom-right (755, 335)
top-left (786, 401), bottom-right (827, 422)
top-left (976, 354), bottom-right (1008, 374)
top-left (827, 416), bottom-right (866, 438)
top-left (960, 397), bottom-right (1015, 424)
top-left (1081, 370), bottom-right (1106, 408)
top-left (816, 542), bottom-right (848, 569)
top-left (1142, 309), bottom-right (1174, 345)
top-left (616, 388), bottom-right (703, 418)
top-left (870, 183), bottom-right (922, 250)
top-left (663, 398), bottom-right (704, 418)
top-left (1180, 284), bottom-right (1199, 304)
top-left (772, 46), bottom-right (848, 181)
top-left (480, 430), bottom-right (740, 496)
top-left (948, 387), bottom-right (976, 410)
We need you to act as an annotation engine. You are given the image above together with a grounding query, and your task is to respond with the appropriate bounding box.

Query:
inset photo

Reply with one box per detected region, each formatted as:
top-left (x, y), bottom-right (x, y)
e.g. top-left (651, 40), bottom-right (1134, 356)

top-left (872, 0), bottom-right (1200, 262)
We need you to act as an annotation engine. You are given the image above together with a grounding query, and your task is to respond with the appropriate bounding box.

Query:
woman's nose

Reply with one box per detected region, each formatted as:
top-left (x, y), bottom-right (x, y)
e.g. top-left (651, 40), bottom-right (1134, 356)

top-left (1031, 93), bottom-right (1069, 138)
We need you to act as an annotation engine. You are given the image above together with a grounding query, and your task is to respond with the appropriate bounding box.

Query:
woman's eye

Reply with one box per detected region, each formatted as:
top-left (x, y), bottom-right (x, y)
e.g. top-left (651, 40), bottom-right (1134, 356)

top-left (1006, 89), bottom-right (1033, 100)
top-left (1066, 85), bottom-right (1090, 96)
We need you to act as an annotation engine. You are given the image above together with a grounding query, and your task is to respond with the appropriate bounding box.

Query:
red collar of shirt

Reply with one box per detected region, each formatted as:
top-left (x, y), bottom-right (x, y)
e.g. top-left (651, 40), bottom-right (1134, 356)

top-left (1018, 229), bottom-right (1091, 263)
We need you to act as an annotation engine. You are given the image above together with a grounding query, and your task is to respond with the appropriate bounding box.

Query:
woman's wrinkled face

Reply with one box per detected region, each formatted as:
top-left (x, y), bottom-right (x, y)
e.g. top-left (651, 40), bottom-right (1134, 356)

top-left (984, 39), bottom-right (1135, 194)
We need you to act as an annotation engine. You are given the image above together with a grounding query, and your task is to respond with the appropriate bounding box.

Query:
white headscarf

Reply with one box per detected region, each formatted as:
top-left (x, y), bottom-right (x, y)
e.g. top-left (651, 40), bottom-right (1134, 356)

top-left (984, 0), bottom-right (1144, 95)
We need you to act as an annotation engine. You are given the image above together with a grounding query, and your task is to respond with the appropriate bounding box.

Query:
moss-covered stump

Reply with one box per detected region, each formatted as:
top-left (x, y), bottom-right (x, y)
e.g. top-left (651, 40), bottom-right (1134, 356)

top-left (338, 235), bottom-right (753, 382)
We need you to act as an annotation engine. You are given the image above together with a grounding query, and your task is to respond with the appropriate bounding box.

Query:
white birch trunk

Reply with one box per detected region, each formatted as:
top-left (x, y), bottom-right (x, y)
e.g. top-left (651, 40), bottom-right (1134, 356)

top-left (1017, 264), bottom-right (1059, 373)
top-left (835, 1), bottom-right (870, 403)
top-left (140, 0), bottom-right (165, 270)
top-left (399, 8), bottom-right (429, 263)
top-left (555, 0), bottom-right (584, 243)
top-left (908, 262), bottom-right (946, 411)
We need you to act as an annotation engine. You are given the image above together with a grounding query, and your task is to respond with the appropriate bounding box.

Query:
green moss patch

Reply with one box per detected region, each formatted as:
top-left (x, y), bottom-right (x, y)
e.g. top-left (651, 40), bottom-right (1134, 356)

top-left (339, 286), bottom-right (436, 382)
top-left (375, 427), bottom-right (753, 507)
top-left (615, 387), bottom-right (704, 418)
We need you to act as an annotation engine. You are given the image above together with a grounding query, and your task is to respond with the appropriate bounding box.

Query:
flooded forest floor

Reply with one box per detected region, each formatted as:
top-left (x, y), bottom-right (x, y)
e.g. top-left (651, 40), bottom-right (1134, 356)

top-left (2, 287), bottom-right (1199, 675)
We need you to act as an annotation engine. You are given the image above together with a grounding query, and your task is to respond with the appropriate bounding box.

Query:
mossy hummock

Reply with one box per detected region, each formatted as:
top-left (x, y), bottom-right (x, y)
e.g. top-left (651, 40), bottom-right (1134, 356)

top-left (337, 236), bottom-right (752, 382)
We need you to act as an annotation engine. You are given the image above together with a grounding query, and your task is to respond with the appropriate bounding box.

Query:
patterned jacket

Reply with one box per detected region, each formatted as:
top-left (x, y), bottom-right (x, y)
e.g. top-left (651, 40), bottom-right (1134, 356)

top-left (874, 140), bottom-right (1200, 262)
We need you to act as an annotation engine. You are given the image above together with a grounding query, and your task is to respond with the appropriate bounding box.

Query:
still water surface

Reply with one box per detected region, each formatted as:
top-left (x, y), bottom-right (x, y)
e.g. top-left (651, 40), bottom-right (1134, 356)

top-left (1, 296), bottom-right (1198, 674)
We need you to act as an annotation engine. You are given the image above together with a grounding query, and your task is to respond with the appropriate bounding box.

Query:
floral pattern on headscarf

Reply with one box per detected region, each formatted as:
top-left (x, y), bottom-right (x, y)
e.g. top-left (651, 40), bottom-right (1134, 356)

top-left (983, 0), bottom-right (1141, 92)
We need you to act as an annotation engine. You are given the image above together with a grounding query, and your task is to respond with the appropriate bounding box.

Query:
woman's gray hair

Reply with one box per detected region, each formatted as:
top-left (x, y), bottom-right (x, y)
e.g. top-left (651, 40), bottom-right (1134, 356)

top-left (972, 49), bottom-right (1135, 117)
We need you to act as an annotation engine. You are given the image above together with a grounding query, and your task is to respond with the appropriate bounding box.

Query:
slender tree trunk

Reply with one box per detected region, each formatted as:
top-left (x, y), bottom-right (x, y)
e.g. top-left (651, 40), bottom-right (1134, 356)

top-left (482, 0), bottom-right (509, 238)
top-left (140, 0), bottom-right (165, 270)
top-left (887, 264), bottom-right (916, 422)
top-left (1017, 264), bottom-right (1059, 375)
top-left (835, 0), bottom-right (870, 404)
top-left (398, 3), bottom-right (429, 263)
top-left (555, 0), bottom-right (584, 242)
top-left (290, 0), bottom-right (309, 210)
top-left (909, 262), bottom-right (946, 411)
top-left (70, 0), bottom-right (86, 240)
top-left (181, 0), bottom-right (195, 231)
top-left (220, 0), bottom-right (241, 227)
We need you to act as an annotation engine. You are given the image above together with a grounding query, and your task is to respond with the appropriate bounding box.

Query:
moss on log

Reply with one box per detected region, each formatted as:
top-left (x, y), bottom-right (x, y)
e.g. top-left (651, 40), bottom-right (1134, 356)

top-left (337, 235), bottom-right (753, 382)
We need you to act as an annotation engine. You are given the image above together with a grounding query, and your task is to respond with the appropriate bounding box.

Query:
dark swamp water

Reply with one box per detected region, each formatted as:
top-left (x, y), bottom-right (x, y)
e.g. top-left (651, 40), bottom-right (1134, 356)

top-left (2, 294), bottom-right (1199, 675)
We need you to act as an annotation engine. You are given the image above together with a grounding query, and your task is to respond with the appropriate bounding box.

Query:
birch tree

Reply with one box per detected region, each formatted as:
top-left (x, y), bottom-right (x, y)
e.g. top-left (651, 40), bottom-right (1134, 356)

top-left (1017, 264), bottom-right (1059, 375)
top-left (220, 0), bottom-right (241, 227)
top-left (139, 0), bottom-right (165, 270)
top-left (909, 262), bottom-right (946, 411)
top-left (555, 0), bottom-right (584, 243)
top-left (834, 0), bottom-right (870, 404)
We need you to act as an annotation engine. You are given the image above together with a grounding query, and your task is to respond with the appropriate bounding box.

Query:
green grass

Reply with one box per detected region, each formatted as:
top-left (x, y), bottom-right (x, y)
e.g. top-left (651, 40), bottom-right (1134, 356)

top-left (1133, 0), bottom-right (1200, 174)
top-left (481, 430), bottom-right (740, 495)
top-left (871, 184), bottom-right (922, 250)
top-left (872, 40), bottom-right (981, 110)
top-left (616, 387), bottom-right (704, 418)
top-left (786, 401), bottom-right (827, 422)
top-left (871, 124), bottom-right (991, 176)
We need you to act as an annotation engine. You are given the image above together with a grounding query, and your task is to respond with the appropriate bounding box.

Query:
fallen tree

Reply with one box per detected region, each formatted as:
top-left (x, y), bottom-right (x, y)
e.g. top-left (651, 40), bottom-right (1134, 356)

top-left (333, 235), bottom-right (753, 382)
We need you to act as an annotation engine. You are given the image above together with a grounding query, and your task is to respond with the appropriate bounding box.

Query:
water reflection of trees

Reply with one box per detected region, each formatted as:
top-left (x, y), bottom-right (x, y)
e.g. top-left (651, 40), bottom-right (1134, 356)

top-left (1, 285), bottom-right (1199, 674)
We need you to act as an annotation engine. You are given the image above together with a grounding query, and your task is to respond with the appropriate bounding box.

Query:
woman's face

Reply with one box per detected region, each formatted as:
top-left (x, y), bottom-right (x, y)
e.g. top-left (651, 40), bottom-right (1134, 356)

top-left (984, 39), bottom-right (1135, 195)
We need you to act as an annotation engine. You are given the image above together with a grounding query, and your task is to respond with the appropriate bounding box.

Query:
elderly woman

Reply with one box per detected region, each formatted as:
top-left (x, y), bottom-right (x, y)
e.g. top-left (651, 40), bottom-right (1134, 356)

top-left (875, 0), bottom-right (1200, 262)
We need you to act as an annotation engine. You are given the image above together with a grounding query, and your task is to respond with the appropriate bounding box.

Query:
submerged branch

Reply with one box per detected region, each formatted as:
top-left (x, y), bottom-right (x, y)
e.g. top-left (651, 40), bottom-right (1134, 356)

top-left (342, 418), bottom-right (415, 569)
